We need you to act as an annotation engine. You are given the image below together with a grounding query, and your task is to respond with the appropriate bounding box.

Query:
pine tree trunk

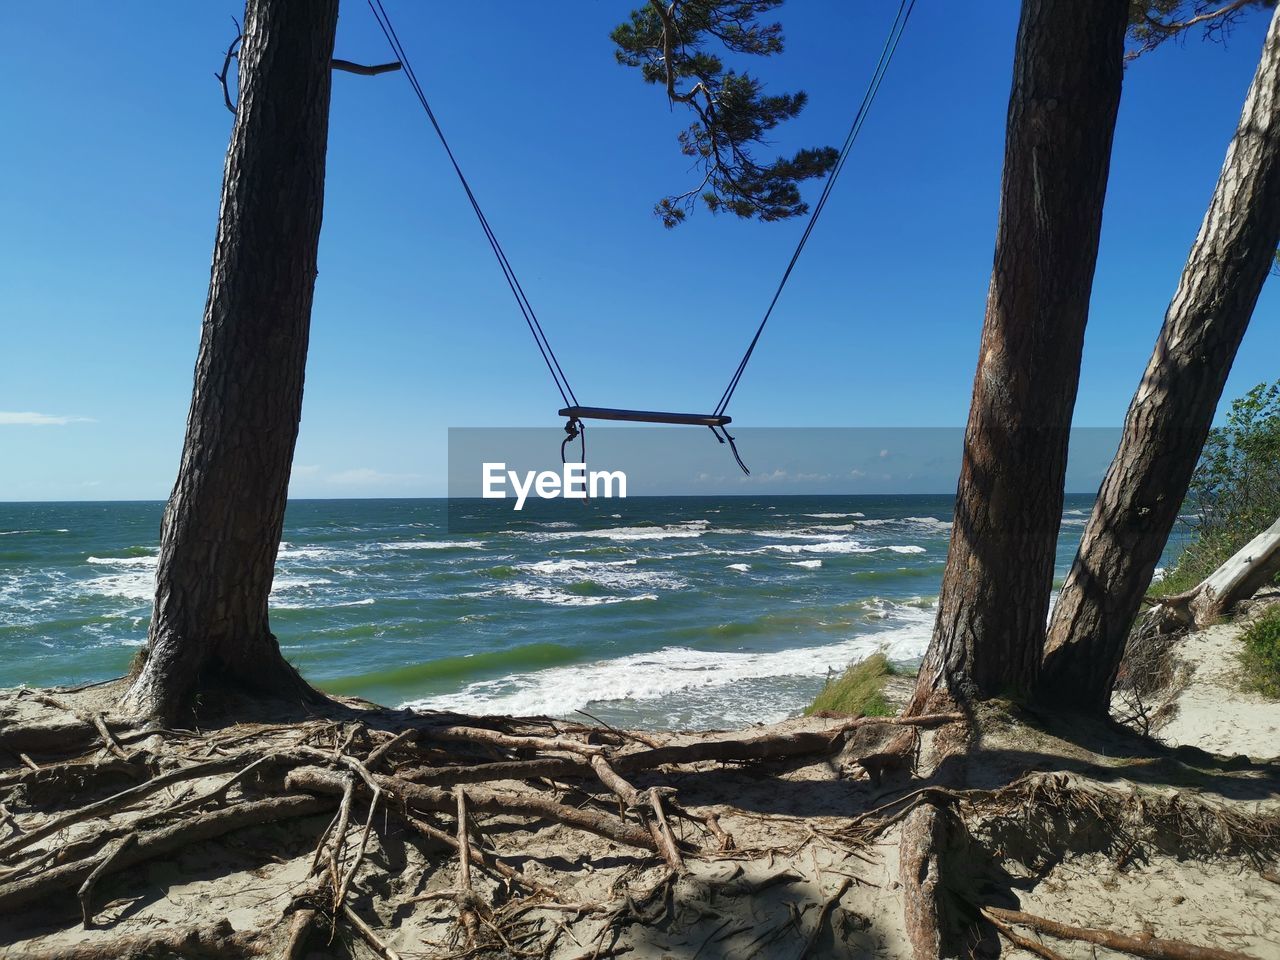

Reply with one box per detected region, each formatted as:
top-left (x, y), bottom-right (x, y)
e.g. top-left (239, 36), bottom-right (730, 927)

top-left (122, 0), bottom-right (339, 720)
top-left (1040, 5), bottom-right (1280, 714)
top-left (908, 0), bottom-right (1128, 712)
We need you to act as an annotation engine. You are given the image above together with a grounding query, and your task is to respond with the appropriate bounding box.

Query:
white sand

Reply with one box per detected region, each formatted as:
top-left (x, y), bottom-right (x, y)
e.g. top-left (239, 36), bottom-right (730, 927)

top-left (1152, 602), bottom-right (1280, 760)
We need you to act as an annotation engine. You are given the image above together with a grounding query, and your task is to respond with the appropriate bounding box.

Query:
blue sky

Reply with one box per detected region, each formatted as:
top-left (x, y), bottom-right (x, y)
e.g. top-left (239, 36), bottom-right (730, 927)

top-left (1, 2), bottom-right (1275, 501)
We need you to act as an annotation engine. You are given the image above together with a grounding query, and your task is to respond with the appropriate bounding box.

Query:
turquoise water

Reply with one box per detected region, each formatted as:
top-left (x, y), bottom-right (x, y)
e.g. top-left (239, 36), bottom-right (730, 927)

top-left (0, 495), bottom-right (1141, 728)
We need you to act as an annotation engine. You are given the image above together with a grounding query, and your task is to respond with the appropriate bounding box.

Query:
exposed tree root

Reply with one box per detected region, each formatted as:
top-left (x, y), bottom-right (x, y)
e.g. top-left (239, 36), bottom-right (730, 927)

top-left (1, 918), bottom-right (265, 959)
top-left (899, 803), bottom-right (952, 960)
top-left (1, 690), bottom-right (1276, 959)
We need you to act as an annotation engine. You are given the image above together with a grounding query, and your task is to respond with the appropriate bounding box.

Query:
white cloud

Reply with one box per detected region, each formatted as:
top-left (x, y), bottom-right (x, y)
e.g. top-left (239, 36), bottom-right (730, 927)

top-left (0, 411), bottom-right (94, 426)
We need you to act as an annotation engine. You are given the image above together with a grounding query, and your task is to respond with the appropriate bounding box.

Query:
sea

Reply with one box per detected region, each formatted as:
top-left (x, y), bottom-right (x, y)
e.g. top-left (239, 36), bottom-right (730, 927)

top-left (0, 494), bottom-right (1175, 729)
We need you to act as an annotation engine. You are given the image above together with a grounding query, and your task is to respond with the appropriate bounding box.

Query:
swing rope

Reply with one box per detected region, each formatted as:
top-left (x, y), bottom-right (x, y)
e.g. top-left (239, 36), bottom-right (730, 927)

top-left (368, 0), bottom-right (578, 410)
top-left (711, 0), bottom-right (916, 419)
top-left (369, 0), bottom-right (915, 468)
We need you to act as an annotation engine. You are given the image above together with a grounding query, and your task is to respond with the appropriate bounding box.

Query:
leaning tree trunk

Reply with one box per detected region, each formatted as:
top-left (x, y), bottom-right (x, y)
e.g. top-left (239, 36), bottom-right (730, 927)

top-left (123, 0), bottom-right (339, 720)
top-left (1040, 5), bottom-right (1280, 713)
top-left (907, 0), bottom-right (1128, 713)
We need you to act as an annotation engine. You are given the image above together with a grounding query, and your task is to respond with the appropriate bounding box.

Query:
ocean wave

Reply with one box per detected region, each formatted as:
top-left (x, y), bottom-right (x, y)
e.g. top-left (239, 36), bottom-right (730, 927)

top-left (788, 559), bottom-right (823, 569)
top-left (854, 516), bottom-right (952, 532)
top-left (487, 582), bottom-right (660, 607)
top-left (277, 545), bottom-right (351, 561)
top-left (81, 573), bottom-right (153, 603)
top-left (272, 575), bottom-right (334, 594)
top-left (514, 557), bottom-right (686, 592)
top-left (403, 605), bottom-right (935, 720)
top-left (801, 512), bottom-right (866, 519)
top-left (376, 540), bottom-right (486, 551)
top-left (904, 517), bottom-right (952, 531)
top-left (752, 529), bottom-right (848, 540)
top-left (517, 558), bottom-right (636, 573)
top-left (275, 595), bottom-right (375, 610)
top-left (767, 540), bottom-right (926, 555)
top-left (86, 554), bottom-right (157, 568)
top-left (518, 525), bottom-right (706, 543)
top-left (726, 563), bottom-right (751, 573)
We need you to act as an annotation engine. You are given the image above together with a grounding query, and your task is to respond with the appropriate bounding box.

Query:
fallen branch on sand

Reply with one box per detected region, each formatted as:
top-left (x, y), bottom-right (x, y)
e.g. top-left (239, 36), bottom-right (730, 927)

top-left (1147, 514), bottom-right (1280, 628)
top-left (981, 905), bottom-right (1260, 960)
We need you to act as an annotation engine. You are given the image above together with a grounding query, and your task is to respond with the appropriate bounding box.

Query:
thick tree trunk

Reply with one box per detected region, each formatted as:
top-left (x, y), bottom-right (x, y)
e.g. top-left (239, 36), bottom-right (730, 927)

top-left (122, 0), bottom-right (339, 720)
top-left (908, 0), bottom-right (1128, 712)
top-left (1040, 6), bottom-right (1280, 713)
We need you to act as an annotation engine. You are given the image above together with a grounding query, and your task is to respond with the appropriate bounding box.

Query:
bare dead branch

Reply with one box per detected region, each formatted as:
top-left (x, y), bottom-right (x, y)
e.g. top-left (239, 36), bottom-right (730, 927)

top-left (983, 905), bottom-right (1260, 960)
top-left (216, 19), bottom-right (243, 115)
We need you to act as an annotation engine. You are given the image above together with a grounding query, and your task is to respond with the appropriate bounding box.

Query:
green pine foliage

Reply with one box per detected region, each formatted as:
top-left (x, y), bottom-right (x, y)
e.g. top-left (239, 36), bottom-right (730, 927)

top-left (1126, 1), bottom-right (1275, 59)
top-left (611, 1), bottom-right (837, 226)
top-left (1240, 605), bottom-right (1280, 698)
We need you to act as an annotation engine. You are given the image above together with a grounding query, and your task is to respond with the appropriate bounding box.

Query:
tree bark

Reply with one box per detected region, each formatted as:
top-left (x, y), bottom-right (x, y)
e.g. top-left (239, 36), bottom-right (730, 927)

top-left (1040, 5), bottom-right (1280, 712)
top-left (122, 0), bottom-right (339, 720)
top-left (909, 0), bottom-right (1128, 712)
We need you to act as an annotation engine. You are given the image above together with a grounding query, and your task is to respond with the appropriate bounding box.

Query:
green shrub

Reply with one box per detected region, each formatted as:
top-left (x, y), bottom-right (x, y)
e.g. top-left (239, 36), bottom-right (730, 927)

top-left (1240, 605), bottom-right (1280, 699)
top-left (1156, 381), bottom-right (1280, 596)
top-left (805, 653), bottom-right (895, 717)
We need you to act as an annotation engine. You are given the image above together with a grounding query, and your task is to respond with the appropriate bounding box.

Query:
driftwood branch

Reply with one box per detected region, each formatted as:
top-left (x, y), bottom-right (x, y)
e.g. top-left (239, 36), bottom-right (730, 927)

top-left (982, 906), bottom-right (1260, 960)
top-left (1148, 515), bottom-right (1280, 626)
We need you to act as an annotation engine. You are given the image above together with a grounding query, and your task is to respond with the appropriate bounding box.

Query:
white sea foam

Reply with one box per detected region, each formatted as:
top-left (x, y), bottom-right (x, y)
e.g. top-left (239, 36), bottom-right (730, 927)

top-left (801, 512), bottom-right (866, 519)
top-left (81, 572), bottom-right (154, 603)
top-left (518, 558), bottom-right (637, 573)
top-left (854, 516), bottom-right (952, 532)
top-left (515, 558), bottom-right (686, 592)
top-left (86, 555), bottom-right (156, 567)
top-left (726, 563), bottom-right (752, 573)
top-left (753, 529), bottom-right (845, 539)
top-left (519, 525), bottom-right (705, 543)
top-left (490, 582), bottom-right (660, 607)
top-left (277, 545), bottom-right (350, 561)
top-left (403, 603), bottom-right (935, 720)
top-left (768, 540), bottom-right (926, 555)
top-left (275, 595), bottom-right (375, 610)
top-left (376, 540), bottom-right (486, 551)
top-left (788, 560), bottom-right (823, 569)
top-left (271, 575), bottom-right (333, 594)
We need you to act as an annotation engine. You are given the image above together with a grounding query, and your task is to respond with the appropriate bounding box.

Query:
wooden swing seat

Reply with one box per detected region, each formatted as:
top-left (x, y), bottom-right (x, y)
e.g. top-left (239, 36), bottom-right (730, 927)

top-left (558, 406), bottom-right (732, 427)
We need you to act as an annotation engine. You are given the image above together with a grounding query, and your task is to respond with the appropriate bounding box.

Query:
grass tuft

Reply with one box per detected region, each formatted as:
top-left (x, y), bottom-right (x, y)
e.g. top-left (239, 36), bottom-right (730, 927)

top-left (805, 652), bottom-right (895, 717)
top-left (1240, 605), bottom-right (1280, 699)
